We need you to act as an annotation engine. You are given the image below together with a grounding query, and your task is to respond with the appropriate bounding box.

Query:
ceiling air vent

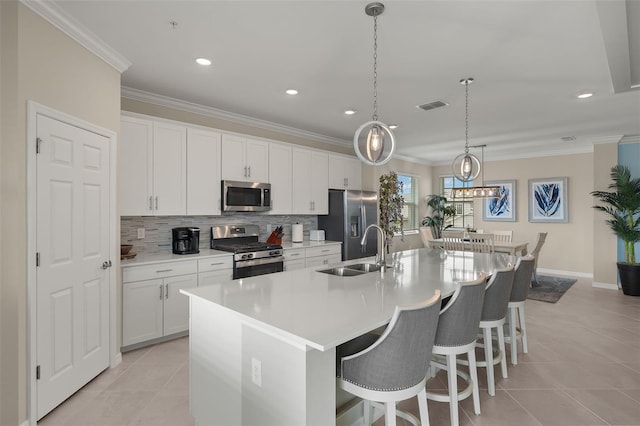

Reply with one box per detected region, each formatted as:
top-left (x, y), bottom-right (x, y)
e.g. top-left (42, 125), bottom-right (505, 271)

top-left (561, 136), bottom-right (576, 142)
top-left (417, 100), bottom-right (449, 111)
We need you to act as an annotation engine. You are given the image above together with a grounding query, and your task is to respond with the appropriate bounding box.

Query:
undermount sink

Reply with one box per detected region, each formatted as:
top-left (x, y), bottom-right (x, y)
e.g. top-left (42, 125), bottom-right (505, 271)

top-left (317, 267), bottom-right (366, 277)
top-left (317, 262), bottom-right (387, 277)
top-left (343, 263), bottom-right (382, 273)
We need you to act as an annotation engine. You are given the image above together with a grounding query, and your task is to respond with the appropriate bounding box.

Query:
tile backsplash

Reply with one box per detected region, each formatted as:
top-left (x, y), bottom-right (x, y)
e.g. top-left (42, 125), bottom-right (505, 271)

top-left (121, 215), bottom-right (318, 256)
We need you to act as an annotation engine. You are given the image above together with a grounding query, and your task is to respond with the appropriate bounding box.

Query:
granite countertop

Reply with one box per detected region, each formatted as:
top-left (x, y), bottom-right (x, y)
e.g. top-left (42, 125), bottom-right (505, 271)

top-left (120, 249), bottom-right (231, 268)
top-left (280, 240), bottom-right (341, 249)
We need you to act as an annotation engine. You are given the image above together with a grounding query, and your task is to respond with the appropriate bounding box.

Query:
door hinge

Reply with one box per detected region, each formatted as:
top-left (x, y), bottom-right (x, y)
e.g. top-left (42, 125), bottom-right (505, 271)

top-left (36, 365), bottom-right (41, 380)
top-left (36, 137), bottom-right (42, 154)
top-left (36, 252), bottom-right (40, 267)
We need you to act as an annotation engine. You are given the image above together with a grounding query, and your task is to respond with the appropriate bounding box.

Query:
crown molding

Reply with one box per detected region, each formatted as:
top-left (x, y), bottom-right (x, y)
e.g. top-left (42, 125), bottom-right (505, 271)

top-left (19, 0), bottom-right (131, 73)
top-left (591, 135), bottom-right (625, 145)
top-left (620, 134), bottom-right (640, 144)
top-left (121, 86), bottom-right (350, 148)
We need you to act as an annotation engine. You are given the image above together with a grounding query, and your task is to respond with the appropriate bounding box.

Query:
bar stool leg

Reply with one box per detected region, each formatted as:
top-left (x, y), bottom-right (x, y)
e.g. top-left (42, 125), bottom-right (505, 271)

top-left (417, 387), bottom-right (430, 426)
top-left (520, 305), bottom-right (529, 354)
top-left (467, 349), bottom-right (481, 415)
top-left (497, 325), bottom-right (508, 379)
top-left (385, 402), bottom-right (397, 426)
top-left (483, 327), bottom-right (496, 396)
top-left (446, 353), bottom-right (459, 426)
top-left (509, 307), bottom-right (518, 365)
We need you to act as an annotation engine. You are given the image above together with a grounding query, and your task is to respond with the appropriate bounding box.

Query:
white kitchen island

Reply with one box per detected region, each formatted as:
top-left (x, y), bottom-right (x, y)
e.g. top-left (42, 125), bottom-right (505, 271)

top-left (181, 248), bottom-right (514, 425)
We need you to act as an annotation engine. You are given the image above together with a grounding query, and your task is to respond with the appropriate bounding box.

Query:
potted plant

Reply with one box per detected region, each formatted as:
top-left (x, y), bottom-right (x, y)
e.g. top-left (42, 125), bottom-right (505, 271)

top-left (421, 195), bottom-right (456, 239)
top-left (591, 165), bottom-right (640, 296)
top-left (379, 172), bottom-right (404, 251)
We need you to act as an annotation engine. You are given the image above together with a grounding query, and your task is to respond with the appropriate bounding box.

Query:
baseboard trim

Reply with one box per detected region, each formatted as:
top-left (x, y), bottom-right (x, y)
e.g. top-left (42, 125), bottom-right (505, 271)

top-left (538, 268), bottom-right (593, 278)
top-left (592, 282), bottom-right (619, 290)
top-left (111, 351), bottom-right (122, 368)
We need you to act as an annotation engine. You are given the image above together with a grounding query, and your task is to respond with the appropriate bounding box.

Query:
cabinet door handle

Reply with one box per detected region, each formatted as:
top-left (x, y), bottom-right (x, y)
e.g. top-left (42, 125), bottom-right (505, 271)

top-left (156, 269), bottom-right (173, 273)
top-left (244, 166), bottom-right (247, 178)
top-left (155, 196), bottom-right (158, 210)
top-left (165, 283), bottom-right (169, 299)
top-left (248, 166), bottom-right (251, 177)
top-left (344, 178), bottom-right (348, 187)
top-left (149, 196), bottom-right (153, 211)
top-left (159, 285), bottom-right (163, 300)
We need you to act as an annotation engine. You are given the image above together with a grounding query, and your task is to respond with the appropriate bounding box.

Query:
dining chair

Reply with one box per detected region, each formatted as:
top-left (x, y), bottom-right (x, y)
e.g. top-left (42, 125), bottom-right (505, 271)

top-left (338, 291), bottom-right (442, 426)
top-left (475, 267), bottom-right (515, 396)
top-left (469, 233), bottom-right (495, 253)
top-left (442, 231), bottom-right (465, 251)
top-left (505, 255), bottom-right (535, 365)
top-left (492, 230), bottom-right (513, 242)
top-left (426, 274), bottom-right (486, 426)
top-left (529, 232), bottom-right (547, 285)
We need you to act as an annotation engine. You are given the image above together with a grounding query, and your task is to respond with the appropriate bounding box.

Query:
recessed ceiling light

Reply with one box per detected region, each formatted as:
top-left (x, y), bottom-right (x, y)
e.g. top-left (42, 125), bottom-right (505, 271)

top-left (389, 124), bottom-right (398, 129)
top-left (344, 109), bottom-right (357, 115)
top-left (285, 89), bottom-right (298, 95)
top-left (577, 92), bottom-right (593, 99)
top-left (195, 58), bottom-right (212, 66)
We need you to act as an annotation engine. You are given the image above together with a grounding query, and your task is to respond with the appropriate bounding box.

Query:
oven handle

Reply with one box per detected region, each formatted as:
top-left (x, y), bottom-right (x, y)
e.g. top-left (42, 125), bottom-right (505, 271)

top-left (235, 256), bottom-right (285, 268)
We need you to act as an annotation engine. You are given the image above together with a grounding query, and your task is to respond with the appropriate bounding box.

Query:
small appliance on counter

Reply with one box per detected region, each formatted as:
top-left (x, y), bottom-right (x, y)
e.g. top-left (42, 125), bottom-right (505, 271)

top-left (172, 227), bottom-right (200, 255)
top-left (291, 223), bottom-right (303, 243)
top-left (309, 230), bottom-right (325, 241)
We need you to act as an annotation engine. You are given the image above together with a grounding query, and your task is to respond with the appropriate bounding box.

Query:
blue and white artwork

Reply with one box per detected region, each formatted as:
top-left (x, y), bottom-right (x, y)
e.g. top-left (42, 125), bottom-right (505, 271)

top-left (483, 180), bottom-right (516, 221)
top-left (528, 177), bottom-right (568, 222)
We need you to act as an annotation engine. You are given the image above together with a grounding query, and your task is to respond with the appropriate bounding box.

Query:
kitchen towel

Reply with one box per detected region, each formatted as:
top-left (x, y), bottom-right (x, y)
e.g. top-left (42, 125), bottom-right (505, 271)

top-left (292, 223), bottom-right (303, 243)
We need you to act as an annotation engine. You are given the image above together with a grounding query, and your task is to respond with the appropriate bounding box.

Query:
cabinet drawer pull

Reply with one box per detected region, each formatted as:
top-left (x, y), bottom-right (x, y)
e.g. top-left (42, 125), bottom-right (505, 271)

top-left (321, 249), bottom-right (330, 253)
top-left (156, 269), bottom-right (173, 273)
top-left (290, 253), bottom-right (301, 257)
top-left (210, 262), bottom-right (225, 266)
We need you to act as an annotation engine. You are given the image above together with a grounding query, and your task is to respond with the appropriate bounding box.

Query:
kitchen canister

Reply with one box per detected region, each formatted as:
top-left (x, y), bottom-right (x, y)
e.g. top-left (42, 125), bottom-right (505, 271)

top-left (291, 223), bottom-right (303, 243)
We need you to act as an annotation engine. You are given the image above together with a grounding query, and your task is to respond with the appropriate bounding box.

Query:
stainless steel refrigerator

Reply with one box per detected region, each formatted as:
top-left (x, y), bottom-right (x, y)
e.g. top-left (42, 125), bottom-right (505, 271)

top-left (318, 189), bottom-right (378, 261)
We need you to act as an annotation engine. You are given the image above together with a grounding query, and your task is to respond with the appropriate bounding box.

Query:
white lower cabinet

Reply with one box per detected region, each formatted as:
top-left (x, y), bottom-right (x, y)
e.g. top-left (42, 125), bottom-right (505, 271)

top-left (122, 260), bottom-right (197, 348)
top-left (197, 256), bottom-right (233, 285)
top-left (282, 244), bottom-right (342, 270)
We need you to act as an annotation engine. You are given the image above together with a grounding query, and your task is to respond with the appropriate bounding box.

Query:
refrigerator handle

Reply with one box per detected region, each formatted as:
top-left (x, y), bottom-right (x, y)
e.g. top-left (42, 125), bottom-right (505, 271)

top-left (360, 205), bottom-right (366, 252)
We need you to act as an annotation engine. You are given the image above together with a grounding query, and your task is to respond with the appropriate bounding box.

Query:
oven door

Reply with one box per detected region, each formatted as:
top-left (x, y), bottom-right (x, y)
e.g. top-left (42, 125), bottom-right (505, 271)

top-left (234, 256), bottom-right (284, 279)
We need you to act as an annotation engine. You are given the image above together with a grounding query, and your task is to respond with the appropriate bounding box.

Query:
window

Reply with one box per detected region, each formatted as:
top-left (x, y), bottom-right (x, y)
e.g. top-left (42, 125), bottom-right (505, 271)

top-left (397, 174), bottom-right (419, 231)
top-left (441, 176), bottom-right (474, 230)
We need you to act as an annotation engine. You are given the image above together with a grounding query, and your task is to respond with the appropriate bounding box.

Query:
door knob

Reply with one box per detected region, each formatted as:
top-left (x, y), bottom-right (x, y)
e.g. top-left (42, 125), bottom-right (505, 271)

top-left (101, 260), bottom-right (112, 269)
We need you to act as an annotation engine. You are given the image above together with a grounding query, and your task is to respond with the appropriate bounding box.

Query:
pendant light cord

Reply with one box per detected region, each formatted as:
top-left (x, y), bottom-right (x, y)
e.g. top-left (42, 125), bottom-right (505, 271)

top-left (372, 11), bottom-right (378, 122)
top-left (464, 79), bottom-right (469, 154)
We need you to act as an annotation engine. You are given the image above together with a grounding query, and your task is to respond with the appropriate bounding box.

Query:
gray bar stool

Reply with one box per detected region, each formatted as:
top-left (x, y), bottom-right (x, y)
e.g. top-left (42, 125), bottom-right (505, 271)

top-left (505, 255), bottom-right (535, 365)
top-left (426, 274), bottom-right (487, 426)
top-left (338, 291), bottom-right (442, 426)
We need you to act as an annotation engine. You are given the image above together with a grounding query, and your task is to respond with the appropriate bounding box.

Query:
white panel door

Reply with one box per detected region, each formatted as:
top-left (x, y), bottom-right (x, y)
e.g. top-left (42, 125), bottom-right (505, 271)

top-left (163, 274), bottom-right (198, 336)
top-left (268, 144), bottom-right (292, 214)
top-left (187, 127), bottom-right (222, 215)
top-left (36, 114), bottom-right (110, 419)
top-left (119, 116), bottom-right (152, 215)
top-left (153, 122), bottom-right (187, 215)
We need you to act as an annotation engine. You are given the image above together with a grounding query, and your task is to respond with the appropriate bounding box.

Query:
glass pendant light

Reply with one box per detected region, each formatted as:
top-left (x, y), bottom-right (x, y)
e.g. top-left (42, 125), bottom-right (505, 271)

top-left (451, 78), bottom-right (501, 199)
top-left (353, 2), bottom-right (396, 166)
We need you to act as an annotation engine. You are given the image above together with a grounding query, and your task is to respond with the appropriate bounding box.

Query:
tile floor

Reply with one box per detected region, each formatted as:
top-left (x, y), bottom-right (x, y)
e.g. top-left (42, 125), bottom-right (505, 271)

top-left (38, 277), bottom-right (640, 426)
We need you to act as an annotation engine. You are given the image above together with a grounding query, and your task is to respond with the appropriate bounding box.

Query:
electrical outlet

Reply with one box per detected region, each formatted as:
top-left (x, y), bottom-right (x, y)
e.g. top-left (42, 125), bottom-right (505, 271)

top-left (266, 224), bottom-right (272, 233)
top-left (251, 357), bottom-right (262, 387)
top-left (137, 228), bottom-right (145, 239)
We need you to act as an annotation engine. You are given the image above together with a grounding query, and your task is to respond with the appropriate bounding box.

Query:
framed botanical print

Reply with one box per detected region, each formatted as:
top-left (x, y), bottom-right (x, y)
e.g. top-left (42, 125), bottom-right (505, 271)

top-left (528, 177), bottom-right (568, 222)
top-left (483, 180), bottom-right (516, 221)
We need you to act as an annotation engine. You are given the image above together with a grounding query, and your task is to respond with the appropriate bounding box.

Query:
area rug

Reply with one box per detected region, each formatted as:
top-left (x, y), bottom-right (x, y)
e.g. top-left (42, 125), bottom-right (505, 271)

top-left (528, 275), bottom-right (577, 303)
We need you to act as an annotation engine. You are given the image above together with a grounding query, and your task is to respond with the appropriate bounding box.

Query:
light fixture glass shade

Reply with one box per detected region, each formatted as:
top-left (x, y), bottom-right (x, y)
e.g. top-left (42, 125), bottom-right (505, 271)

top-left (354, 120), bottom-right (396, 165)
top-left (452, 152), bottom-right (480, 182)
top-left (452, 185), bottom-right (502, 199)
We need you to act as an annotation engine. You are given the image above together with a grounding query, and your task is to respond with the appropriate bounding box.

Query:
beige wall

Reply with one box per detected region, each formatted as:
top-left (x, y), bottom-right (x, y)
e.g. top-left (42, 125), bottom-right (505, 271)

top-left (121, 98), bottom-right (354, 155)
top-left (362, 158), bottom-right (433, 252)
top-left (592, 143), bottom-right (619, 285)
top-left (432, 152), bottom-right (595, 275)
top-left (0, 3), bottom-right (121, 423)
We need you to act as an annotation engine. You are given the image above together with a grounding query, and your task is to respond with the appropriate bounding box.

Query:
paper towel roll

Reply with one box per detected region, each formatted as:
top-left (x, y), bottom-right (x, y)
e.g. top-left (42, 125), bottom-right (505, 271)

top-left (292, 223), bottom-right (303, 243)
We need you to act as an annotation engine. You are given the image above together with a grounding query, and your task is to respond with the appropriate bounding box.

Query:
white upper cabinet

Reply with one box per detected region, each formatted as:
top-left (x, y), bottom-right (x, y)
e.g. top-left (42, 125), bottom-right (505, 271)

top-left (120, 116), bottom-right (153, 216)
top-left (153, 122), bottom-right (187, 215)
top-left (328, 154), bottom-right (362, 190)
top-left (268, 144), bottom-right (292, 215)
top-left (221, 135), bottom-right (269, 182)
top-left (292, 148), bottom-right (329, 215)
top-left (187, 128), bottom-right (222, 215)
top-left (119, 117), bottom-right (186, 216)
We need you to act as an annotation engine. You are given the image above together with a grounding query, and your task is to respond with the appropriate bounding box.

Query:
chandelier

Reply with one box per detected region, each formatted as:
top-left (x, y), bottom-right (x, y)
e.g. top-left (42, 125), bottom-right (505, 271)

top-left (353, 2), bottom-right (396, 166)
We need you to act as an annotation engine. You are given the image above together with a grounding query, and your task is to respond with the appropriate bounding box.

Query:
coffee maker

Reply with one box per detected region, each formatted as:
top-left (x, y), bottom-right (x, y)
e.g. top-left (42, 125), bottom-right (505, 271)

top-left (172, 227), bottom-right (200, 255)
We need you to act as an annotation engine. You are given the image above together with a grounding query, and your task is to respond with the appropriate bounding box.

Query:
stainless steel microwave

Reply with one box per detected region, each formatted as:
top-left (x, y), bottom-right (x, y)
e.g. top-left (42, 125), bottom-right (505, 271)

top-left (221, 180), bottom-right (271, 212)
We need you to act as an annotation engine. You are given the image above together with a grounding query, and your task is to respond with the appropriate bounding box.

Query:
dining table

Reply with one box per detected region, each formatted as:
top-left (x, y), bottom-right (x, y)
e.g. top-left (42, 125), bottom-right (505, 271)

top-left (181, 248), bottom-right (515, 425)
top-left (427, 238), bottom-right (528, 256)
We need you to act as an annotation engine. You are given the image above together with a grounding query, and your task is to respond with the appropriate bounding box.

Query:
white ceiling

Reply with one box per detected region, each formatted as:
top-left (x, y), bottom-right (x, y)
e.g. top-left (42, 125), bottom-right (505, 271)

top-left (49, 0), bottom-right (640, 165)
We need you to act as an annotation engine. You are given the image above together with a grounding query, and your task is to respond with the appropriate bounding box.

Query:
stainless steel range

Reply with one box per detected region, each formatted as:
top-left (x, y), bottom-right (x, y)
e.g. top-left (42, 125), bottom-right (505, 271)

top-left (210, 225), bottom-right (284, 279)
